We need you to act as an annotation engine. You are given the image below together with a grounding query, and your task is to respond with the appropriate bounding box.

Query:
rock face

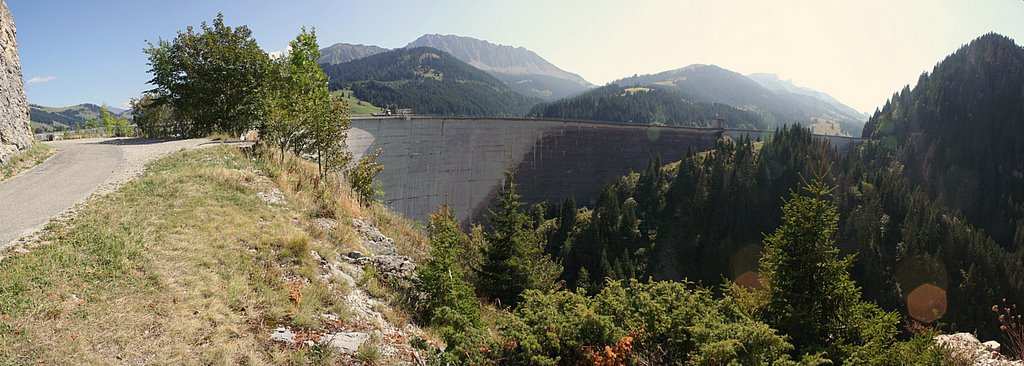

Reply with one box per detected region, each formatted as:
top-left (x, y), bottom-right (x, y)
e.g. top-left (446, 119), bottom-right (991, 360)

top-left (0, 0), bottom-right (32, 165)
top-left (935, 333), bottom-right (1023, 365)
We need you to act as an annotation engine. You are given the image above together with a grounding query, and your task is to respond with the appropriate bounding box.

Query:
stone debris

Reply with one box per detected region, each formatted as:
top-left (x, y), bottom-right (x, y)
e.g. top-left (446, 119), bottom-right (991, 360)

top-left (355, 255), bottom-right (417, 281)
top-left (320, 332), bottom-right (369, 354)
top-left (270, 326), bottom-right (296, 344)
top-left (314, 217), bottom-right (337, 232)
top-left (935, 333), bottom-right (1023, 366)
top-left (257, 189), bottom-right (286, 205)
top-left (352, 218), bottom-right (397, 255)
top-left (346, 251), bottom-right (365, 259)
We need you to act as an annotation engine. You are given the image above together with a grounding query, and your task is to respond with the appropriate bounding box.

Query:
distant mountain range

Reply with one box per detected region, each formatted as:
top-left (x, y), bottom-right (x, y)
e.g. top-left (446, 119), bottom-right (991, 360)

top-left (405, 34), bottom-right (593, 100)
top-left (318, 34), bottom-right (594, 101)
top-left (318, 43), bottom-right (388, 65)
top-left (29, 103), bottom-right (131, 132)
top-left (316, 34), bottom-right (866, 135)
top-left (321, 47), bottom-right (539, 117)
top-left (614, 65), bottom-right (866, 136)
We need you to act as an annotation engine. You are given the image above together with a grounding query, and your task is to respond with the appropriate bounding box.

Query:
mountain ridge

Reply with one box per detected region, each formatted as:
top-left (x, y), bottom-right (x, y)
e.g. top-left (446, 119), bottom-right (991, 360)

top-left (318, 42), bottom-right (388, 65)
top-left (406, 34), bottom-right (593, 100)
top-left (614, 64), bottom-right (866, 135)
top-left (321, 47), bottom-right (539, 117)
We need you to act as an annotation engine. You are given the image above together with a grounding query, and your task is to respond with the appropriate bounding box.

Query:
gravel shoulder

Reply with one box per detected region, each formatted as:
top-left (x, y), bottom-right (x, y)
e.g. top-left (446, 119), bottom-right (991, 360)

top-left (0, 138), bottom-right (228, 250)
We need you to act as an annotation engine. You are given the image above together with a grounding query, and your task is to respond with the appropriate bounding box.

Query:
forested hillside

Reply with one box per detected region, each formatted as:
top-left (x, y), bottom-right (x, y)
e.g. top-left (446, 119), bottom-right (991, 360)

top-left (321, 47), bottom-right (540, 117)
top-left (528, 84), bottom-right (769, 129)
top-left (863, 33), bottom-right (1024, 251)
top-left (29, 103), bottom-right (130, 132)
top-left (533, 124), bottom-right (1022, 338)
top-left (615, 64), bottom-right (865, 134)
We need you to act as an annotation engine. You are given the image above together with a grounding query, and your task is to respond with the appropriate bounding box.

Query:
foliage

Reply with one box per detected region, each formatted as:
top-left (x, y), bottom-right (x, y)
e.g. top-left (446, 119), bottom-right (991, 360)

top-left (131, 93), bottom-right (176, 138)
top-left (529, 84), bottom-right (768, 129)
top-left (758, 176), bottom-right (902, 362)
top-left (144, 13), bottom-right (272, 138)
top-left (415, 205), bottom-right (482, 359)
top-left (321, 47), bottom-right (540, 117)
top-left (477, 171), bottom-right (562, 308)
top-left (536, 122), bottom-right (1024, 338)
top-left (490, 279), bottom-right (808, 365)
top-left (99, 106), bottom-right (133, 137)
top-left (861, 33), bottom-right (1024, 254)
top-left (346, 148), bottom-right (384, 206)
top-left (281, 28), bottom-right (352, 181)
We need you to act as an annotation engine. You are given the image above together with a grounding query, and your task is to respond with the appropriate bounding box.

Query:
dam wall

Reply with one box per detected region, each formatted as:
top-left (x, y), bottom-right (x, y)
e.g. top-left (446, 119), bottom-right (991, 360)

top-left (347, 117), bottom-right (861, 225)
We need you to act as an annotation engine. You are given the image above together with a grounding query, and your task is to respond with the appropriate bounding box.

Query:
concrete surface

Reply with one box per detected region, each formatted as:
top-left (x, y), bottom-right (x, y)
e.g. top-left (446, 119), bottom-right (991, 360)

top-left (347, 117), bottom-right (862, 225)
top-left (0, 138), bottom-right (215, 249)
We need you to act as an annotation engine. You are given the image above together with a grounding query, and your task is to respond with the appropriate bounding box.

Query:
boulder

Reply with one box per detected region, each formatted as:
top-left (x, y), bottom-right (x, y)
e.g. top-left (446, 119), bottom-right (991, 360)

top-left (352, 218), bottom-right (397, 255)
top-left (357, 255), bottom-right (416, 280)
top-left (321, 332), bottom-right (369, 354)
top-left (269, 326), bottom-right (296, 344)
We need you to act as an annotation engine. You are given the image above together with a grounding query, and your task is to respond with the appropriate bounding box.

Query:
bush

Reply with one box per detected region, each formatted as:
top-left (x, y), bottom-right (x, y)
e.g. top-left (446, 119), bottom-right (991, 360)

top-left (491, 279), bottom-right (801, 365)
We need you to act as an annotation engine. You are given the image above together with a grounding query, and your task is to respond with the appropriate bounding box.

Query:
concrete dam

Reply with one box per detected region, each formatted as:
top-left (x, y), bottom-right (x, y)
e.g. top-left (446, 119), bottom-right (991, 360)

top-left (346, 117), bottom-right (862, 225)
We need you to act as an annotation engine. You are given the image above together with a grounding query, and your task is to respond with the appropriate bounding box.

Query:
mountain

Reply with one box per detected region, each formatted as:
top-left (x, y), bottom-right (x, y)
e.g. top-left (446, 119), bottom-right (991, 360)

top-left (29, 103), bottom-right (131, 132)
top-left (862, 33), bottom-right (1024, 248)
top-left (317, 43), bottom-right (388, 65)
top-left (406, 34), bottom-right (593, 100)
top-left (529, 84), bottom-right (768, 129)
top-left (746, 73), bottom-right (865, 120)
top-left (614, 65), bottom-right (865, 135)
top-left (321, 47), bottom-right (540, 117)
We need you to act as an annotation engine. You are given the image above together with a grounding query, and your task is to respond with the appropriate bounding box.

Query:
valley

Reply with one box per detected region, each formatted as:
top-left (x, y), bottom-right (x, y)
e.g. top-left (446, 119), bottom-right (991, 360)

top-left (3, 2), bottom-right (1024, 365)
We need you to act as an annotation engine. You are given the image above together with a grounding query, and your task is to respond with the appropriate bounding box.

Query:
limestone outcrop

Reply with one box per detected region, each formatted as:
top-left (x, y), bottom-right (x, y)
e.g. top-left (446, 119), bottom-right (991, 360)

top-left (0, 0), bottom-right (33, 165)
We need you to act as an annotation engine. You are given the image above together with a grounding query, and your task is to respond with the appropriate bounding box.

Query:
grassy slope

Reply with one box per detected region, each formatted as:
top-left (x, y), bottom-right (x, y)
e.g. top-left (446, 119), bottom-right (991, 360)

top-left (0, 145), bottom-right (427, 365)
top-left (1, 143), bottom-right (56, 182)
top-left (331, 90), bottom-right (384, 115)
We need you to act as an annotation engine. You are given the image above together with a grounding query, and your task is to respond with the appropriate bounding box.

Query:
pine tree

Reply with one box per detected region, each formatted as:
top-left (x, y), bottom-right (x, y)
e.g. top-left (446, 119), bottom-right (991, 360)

top-left (478, 171), bottom-right (562, 307)
top-left (416, 204), bottom-right (480, 335)
top-left (759, 178), bottom-right (898, 360)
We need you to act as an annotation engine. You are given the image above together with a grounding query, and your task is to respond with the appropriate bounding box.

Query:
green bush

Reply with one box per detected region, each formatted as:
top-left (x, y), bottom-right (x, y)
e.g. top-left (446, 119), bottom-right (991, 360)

top-left (490, 279), bottom-right (803, 365)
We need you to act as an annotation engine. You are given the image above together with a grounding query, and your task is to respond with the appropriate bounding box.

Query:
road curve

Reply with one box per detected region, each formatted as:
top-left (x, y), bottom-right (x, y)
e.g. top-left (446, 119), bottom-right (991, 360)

top-left (0, 138), bottom-right (214, 249)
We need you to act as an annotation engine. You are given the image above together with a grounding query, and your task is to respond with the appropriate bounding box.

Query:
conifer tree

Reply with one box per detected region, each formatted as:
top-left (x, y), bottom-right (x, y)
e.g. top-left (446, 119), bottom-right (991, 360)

top-left (416, 204), bottom-right (480, 336)
top-left (478, 171), bottom-right (562, 307)
top-left (759, 177), bottom-right (901, 361)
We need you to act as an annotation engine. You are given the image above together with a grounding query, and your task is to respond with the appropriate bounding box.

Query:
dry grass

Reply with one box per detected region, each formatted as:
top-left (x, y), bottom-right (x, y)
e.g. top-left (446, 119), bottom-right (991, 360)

top-left (257, 147), bottom-right (429, 263)
top-left (1, 143), bottom-right (56, 181)
top-left (0, 144), bottom-right (430, 365)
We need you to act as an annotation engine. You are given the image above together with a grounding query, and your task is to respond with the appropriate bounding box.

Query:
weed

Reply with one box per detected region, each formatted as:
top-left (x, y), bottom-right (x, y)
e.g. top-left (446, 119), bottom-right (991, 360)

top-left (279, 235), bottom-right (311, 264)
top-left (993, 299), bottom-right (1024, 361)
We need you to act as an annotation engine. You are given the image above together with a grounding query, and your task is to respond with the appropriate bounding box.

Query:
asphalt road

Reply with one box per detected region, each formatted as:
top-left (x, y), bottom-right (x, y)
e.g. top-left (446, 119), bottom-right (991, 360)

top-left (0, 138), bottom-right (213, 249)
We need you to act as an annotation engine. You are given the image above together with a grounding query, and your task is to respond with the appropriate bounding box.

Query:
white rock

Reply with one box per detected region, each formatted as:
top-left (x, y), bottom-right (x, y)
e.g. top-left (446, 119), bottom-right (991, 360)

top-left (983, 340), bottom-right (1002, 353)
top-left (321, 332), bottom-right (369, 354)
top-left (270, 326), bottom-right (296, 344)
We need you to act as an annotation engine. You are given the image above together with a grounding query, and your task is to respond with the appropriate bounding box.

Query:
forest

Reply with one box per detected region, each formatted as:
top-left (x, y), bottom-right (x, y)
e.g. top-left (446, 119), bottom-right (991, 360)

top-left (320, 47), bottom-right (539, 117)
top-left (403, 33), bottom-right (1024, 365)
top-left (528, 84), bottom-right (769, 129)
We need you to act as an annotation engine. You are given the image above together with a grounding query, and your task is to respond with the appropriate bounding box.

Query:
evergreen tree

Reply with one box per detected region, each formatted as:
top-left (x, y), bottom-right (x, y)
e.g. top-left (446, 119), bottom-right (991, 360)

top-left (416, 204), bottom-right (481, 338)
top-left (478, 171), bottom-right (562, 307)
top-left (759, 178), bottom-right (902, 362)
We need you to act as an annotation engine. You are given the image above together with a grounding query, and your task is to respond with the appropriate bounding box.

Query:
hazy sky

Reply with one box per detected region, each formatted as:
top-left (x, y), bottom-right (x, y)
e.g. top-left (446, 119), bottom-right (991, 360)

top-left (8, 0), bottom-right (1024, 113)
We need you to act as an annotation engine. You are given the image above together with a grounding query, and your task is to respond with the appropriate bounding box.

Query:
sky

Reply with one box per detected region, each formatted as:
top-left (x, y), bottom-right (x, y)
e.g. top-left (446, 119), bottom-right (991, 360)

top-left (8, 0), bottom-right (1024, 113)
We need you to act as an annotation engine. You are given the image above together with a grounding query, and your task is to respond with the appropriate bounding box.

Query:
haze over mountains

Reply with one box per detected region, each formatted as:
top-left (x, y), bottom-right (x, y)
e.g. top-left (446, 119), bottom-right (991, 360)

top-left (614, 65), bottom-right (866, 135)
